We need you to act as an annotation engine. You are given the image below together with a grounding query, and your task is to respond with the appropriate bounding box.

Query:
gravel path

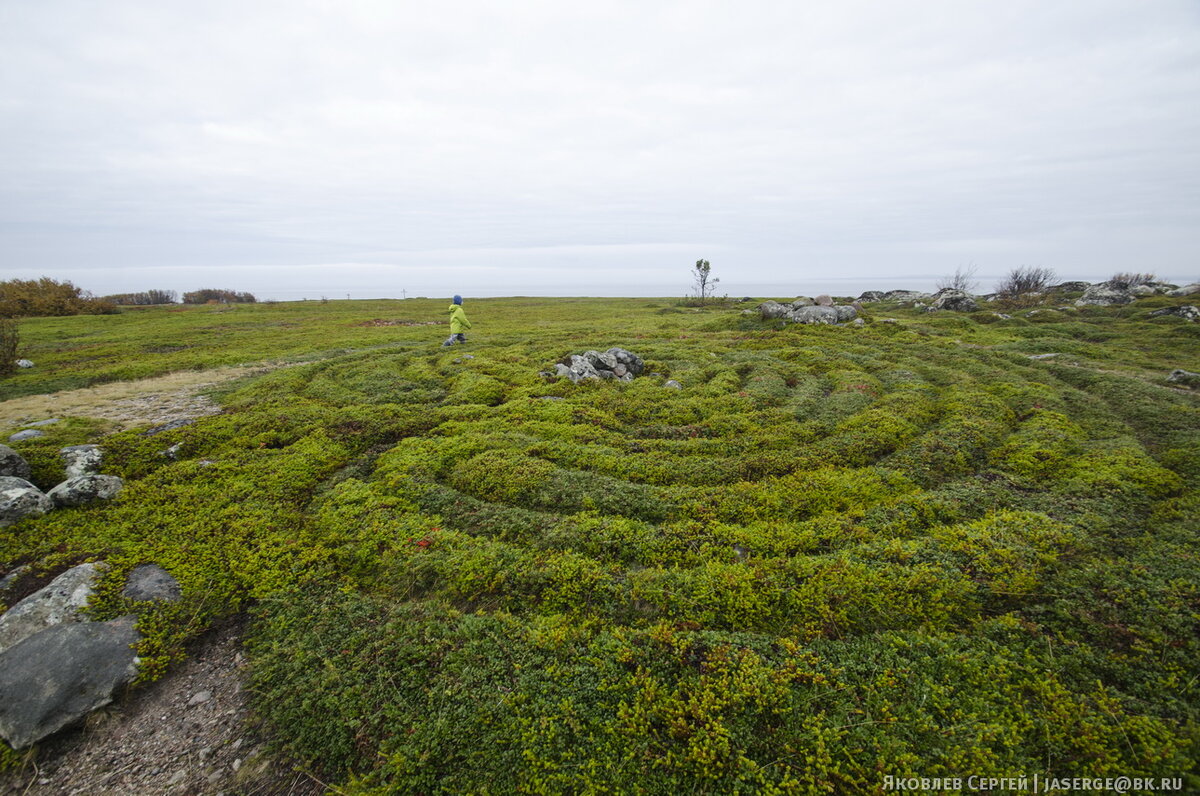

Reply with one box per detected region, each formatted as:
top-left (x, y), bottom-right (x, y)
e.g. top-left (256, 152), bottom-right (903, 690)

top-left (0, 618), bottom-right (324, 796)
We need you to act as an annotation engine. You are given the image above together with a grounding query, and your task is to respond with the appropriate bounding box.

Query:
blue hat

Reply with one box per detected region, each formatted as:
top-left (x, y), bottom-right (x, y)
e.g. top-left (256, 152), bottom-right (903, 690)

top-left (453, 295), bottom-right (462, 305)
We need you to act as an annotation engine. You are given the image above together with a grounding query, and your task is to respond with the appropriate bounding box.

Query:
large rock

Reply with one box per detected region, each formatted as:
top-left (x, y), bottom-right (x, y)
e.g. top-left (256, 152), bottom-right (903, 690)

top-left (0, 562), bottom-right (107, 654)
top-left (0, 616), bottom-right (140, 749)
top-left (1076, 284), bottom-right (1134, 306)
top-left (47, 474), bottom-right (124, 507)
top-left (788, 305), bottom-right (839, 325)
top-left (834, 305), bottom-right (858, 322)
top-left (60, 445), bottom-right (103, 478)
top-left (7, 429), bottom-right (43, 443)
top-left (883, 290), bottom-right (930, 302)
top-left (758, 301), bottom-right (790, 319)
top-left (1047, 281), bottom-right (1091, 293)
top-left (1149, 305), bottom-right (1199, 322)
top-left (0, 445), bottom-right (31, 480)
top-left (857, 291), bottom-right (886, 302)
top-left (931, 289), bottom-right (979, 312)
top-left (0, 482), bottom-right (53, 528)
top-left (1167, 283), bottom-right (1200, 297)
top-left (0, 476), bottom-right (38, 492)
top-left (791, 296), bottom-right (814, 307)
top-left (1167, 369), bottom-right (1200, 388)
top-left (122, 564), bottom-right (182, 603)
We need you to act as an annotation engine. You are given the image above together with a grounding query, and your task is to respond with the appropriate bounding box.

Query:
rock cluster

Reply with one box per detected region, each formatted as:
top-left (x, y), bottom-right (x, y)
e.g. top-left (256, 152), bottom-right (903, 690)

top-left (758, 299), bottom-right (858, 324)
top-left (0, 562), bottom-right (182, 749)
top-left (1150, 305), bottom-right (1199, 322)
top-left (1075, 284), bottom-right (1135, 307)
top-left (0, 441), bottom-right (123, 527)
top-left (555, 348), bottom-right (646, 383)
top-left (929, 289), bottom-right (979, 312)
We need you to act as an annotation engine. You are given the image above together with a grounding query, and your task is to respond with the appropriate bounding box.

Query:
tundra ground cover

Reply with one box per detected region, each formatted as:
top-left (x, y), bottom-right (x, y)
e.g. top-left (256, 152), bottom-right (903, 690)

top-left (1, 295), bottom-right (1198, 792)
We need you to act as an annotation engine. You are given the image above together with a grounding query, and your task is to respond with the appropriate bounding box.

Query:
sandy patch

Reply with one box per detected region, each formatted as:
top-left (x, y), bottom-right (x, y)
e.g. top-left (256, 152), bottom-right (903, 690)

top-left (0, 368), bottom-right (269, 433)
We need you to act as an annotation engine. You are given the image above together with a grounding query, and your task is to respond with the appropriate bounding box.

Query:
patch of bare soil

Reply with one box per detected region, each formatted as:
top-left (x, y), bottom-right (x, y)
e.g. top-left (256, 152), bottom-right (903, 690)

top-left (352, 319), bottom-right (441, 327)
top-left (0, 617), bottom-right (324, 796)
top-left (0, 367), bottom-right (272, 433)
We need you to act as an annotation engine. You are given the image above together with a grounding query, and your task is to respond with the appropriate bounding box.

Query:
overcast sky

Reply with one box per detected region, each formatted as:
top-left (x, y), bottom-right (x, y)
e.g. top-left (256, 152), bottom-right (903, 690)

top-left (2, 0), bottom-right (1198, 299)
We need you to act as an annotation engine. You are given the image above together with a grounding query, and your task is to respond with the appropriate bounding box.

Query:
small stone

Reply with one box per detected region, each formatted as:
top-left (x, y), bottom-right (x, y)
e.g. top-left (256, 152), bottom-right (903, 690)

top-left (188, 690), bottom-right (212, 707)
top-left (24, 419), bottom-right (60, 428)
top-left (167, 770), bottom-right (187, 786)
top-left (16, 360), bottom-right (33, 369)
top-left (162, 443), bottom-right (183, 460)
top-left (8, 429), bottom-right (44, 443)
top-left (664, 380), bottom-right (682, 390)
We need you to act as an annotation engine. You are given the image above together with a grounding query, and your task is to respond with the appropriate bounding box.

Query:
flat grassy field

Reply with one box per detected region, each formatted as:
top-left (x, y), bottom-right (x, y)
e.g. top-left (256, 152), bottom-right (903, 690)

top-left (2, 295), bottom-right (1198, 792)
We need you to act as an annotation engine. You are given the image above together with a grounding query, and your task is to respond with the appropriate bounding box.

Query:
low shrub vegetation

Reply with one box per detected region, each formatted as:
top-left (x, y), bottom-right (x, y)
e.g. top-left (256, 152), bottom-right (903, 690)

top-left (1, 294), bottom-right (1198, 791)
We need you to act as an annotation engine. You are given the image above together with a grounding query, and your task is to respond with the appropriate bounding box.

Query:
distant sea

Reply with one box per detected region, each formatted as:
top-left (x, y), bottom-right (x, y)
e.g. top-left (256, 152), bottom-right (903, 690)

top-left (255, 275), bottom-right (1080, 302)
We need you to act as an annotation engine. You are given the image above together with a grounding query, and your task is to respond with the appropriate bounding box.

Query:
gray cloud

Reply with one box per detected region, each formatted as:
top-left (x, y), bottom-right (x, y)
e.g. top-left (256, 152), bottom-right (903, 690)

top-left (2, 0), bottom-right (1198, 297)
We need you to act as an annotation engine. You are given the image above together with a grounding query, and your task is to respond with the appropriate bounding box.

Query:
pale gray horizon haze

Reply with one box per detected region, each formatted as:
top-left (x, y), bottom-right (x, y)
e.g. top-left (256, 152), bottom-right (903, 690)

top-left (2, 0), bottom-right (1198, 299)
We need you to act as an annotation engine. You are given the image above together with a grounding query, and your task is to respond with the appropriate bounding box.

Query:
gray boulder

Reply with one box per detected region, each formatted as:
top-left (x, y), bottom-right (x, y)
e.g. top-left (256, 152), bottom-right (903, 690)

top-left (60, 444), bottom-right (103, 478)
top-left (1047, 281), bottom-right (1091, 293)
top-left (791, 296), bottom-right (814, 307)
top-left (1149, 305), bottom-right (1199, 322)
top-left (931, 289), bottom-right (979, 312)
top-left (1127, 284), bottom-right (1159, 296)
top-left (0, 476), bottom-right (38, 491)
top-left (788, 306), bottom-right (839, 325)
top-left (609, 347), bottom-right (645, 376)
top-left (47, 475), bottom-right (124, 508)
top-left (834, 305), bottom-right (859, 322)
top-left (0, 482), bottom-right (53, 528)
top-left (1167, 369), bottom-right (1200, 388)
top-left (814, 294), bottom-right (834, 307)
top-left (15, 359), bottom-right (33, 369)
top-left (1076, 284), bottom-right (1134, 306)
top-left (758, 301), bottom-right (790, 319)
top-left (0, 562), bottom-right (107, 654)
top-left (24, 419), bottom-right (60, 428)
top-left (884, 290), bottom-right (930, 302)
top-left (0, 445), bottom-right (31, 480)
top-left (123, 564), bottom-right (182, 603)
top-left (1167, 283), bottom-right (1200, 297)
top-left (664, 380), bottom-right (682, 390)
top-left (857, 291), bottom-right (885, 302)
top-left (8, 429), bottom-right (43, 443)
top-left (0, 616), bottom-right (140, 749)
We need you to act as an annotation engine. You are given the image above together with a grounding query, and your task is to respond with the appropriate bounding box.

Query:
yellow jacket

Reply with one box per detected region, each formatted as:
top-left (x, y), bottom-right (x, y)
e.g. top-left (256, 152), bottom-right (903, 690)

top-left (448, 304), bottom-right (472, 333)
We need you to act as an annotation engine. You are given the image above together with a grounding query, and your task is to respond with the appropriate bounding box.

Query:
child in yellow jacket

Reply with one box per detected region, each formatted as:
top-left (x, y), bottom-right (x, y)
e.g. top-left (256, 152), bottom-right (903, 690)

top-left (442, 295), bottom-right (472, 346)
